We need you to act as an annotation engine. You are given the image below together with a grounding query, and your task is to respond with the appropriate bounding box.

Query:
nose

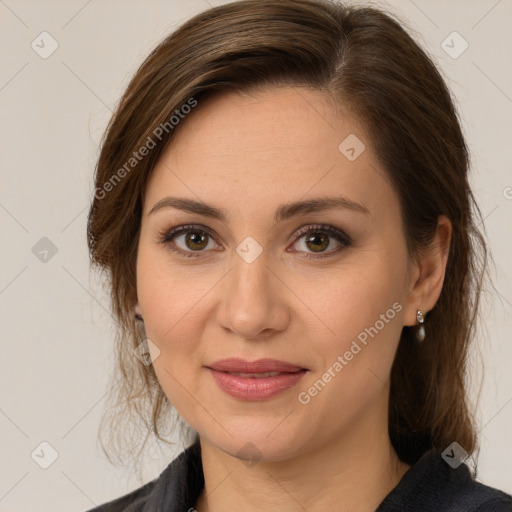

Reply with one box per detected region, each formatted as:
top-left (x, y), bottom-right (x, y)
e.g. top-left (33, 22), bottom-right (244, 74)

top-left (216, 248), bottom-right (290, 341)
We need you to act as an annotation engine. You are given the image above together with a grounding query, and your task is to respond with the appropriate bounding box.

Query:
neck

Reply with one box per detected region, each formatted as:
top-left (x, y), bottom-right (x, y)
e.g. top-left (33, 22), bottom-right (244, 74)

top-left (194, 401), bottom-right (410, 512)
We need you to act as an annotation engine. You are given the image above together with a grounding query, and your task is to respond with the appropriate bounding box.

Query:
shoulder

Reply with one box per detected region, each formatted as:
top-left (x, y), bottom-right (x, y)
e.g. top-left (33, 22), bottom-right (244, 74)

top-left (377, 448), bottom-right (512, 512)
top-left (84, 442), bottom-right (203, 512)
top-left (461, 480), bottom-right (512, 512)
top-left (84, 479), bottom-right (155, 512)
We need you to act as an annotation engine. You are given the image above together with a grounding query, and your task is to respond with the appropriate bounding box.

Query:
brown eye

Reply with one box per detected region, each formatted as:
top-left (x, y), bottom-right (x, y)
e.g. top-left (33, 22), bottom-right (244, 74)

top-left (304, 232), bottom-right (330, 252)
top-left (158, 225), bottom-right (218, 258)
top-left (290, 224), bottom-right (352, 259)
top-left (184, 231), bottom-right (209, 251)
top-left (158, 223), bottom-right (351, 260)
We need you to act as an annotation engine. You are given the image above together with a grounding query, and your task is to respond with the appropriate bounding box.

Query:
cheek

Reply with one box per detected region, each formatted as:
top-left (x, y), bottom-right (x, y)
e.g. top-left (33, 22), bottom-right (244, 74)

top-left (309, 255), bottom-right (405, 341)
top-left (135, 244), bottom-right (209, 395)
top-left (136, 241), bottom-right (207, 337)
top-left (301, 257), bottom-right (407, 408)
top-left (294, 264), bottom-right (405, 424)
top-left (136, 254), bottom-right (207, 420)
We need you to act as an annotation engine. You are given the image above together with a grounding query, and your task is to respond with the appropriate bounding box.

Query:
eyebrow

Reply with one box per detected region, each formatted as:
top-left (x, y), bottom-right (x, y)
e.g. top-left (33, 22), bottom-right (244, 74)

top-left (148, 195), bottom-right (370, 224)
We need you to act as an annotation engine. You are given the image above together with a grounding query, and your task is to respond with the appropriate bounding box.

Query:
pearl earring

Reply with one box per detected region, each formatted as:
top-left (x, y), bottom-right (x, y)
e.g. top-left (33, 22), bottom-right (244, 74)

top-left (416, 309), bottom-right (425, 341)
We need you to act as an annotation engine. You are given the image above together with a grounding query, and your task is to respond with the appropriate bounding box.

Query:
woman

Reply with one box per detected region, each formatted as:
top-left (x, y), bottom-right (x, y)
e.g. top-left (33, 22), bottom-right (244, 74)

top-left (85, 0), bottom-right (512, 510)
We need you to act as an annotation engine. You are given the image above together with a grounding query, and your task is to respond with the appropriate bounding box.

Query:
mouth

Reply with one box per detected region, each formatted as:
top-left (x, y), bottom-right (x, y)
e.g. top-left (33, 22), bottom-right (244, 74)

top-left (207, 357), bottom-right (306, 373)
top-left (222, 371), bottom-right (283, 378)
top-left (206, 358), bottom-right (308, 401)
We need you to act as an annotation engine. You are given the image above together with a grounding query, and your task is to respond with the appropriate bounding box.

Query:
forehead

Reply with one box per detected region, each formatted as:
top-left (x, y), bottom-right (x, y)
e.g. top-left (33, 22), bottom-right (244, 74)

top-left (160, 87), bottom-right (356, 170)
top-left (143, 87), bottom-right (397, 224)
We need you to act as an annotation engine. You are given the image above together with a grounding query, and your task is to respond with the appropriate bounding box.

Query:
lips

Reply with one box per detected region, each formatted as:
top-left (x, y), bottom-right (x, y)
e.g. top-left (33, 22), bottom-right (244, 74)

top-left (207, 358), bottom-right (305, 373)
top-left (225, 371), bottom-right (281, 378)
top-left (206, 358), bottom-right (308, 401)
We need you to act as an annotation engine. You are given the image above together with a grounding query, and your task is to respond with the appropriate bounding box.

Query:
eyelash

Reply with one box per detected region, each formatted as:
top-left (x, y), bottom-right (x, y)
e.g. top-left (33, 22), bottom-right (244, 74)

top-left (156, 223), bottom-right (352, 260)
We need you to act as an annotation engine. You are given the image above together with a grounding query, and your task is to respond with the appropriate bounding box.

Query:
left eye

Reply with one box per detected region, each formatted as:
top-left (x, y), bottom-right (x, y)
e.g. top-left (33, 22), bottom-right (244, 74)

top-left (157, 223), bottom-right (351, 259)
top-left (289, 224), bottom-right (351, 259)
top-left (158, 225), bottom-right (218, 257)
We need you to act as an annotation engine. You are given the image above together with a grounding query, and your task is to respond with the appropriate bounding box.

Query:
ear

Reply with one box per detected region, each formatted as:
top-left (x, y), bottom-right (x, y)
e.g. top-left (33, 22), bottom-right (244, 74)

top-left (134, 300), bottom-right (142, 318)
top-left (403, 215), bottom-right (452, 326)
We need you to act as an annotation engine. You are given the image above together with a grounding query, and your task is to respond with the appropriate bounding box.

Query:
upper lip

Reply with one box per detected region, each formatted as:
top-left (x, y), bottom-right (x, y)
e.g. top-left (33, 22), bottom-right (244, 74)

top-left (207, 358), bottom-right (306, 373)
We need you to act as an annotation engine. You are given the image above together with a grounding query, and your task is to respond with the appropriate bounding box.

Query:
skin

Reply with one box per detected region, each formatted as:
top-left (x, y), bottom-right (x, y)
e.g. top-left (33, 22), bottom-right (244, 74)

top-left (135, 87), bottom-right (452, 511)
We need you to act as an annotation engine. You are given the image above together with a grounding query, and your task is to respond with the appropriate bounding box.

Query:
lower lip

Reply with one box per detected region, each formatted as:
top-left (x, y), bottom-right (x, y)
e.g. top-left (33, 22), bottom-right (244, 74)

top-left (208, 368), bottom-right (307, 401)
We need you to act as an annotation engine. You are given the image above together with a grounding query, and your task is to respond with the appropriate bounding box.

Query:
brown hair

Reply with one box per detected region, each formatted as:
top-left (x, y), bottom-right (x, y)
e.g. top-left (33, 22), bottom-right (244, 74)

top-left (87, 0), bottom-right (489, 470)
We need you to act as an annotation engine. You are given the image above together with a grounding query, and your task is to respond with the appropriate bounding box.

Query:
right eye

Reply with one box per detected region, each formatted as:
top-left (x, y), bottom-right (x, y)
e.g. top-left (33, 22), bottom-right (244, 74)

top-left (157, 224), bottom-right (220, 258)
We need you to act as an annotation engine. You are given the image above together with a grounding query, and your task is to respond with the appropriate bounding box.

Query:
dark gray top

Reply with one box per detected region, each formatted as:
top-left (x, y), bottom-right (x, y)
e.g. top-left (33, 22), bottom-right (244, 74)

top-left (86, 442), bottom-right (512, 511)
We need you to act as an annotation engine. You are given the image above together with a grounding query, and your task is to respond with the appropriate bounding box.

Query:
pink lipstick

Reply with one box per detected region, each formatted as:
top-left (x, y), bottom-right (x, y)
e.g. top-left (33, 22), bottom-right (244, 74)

top-left (206, 358), bottom-right (307, 401)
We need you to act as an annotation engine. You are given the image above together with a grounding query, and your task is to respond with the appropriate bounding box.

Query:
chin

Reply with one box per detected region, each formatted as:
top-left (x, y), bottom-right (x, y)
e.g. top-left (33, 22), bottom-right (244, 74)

top-left (200, 420), bottom-right (311, 464)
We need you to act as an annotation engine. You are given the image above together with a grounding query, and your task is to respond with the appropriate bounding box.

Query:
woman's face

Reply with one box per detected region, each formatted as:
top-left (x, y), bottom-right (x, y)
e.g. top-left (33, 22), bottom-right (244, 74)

top-left (136, 87), bottom-right (419, 461)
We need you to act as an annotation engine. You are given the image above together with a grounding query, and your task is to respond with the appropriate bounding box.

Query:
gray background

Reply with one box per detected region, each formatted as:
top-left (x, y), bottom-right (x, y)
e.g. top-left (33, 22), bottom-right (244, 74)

top-left (0, 0), bottom-right (511, 510)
